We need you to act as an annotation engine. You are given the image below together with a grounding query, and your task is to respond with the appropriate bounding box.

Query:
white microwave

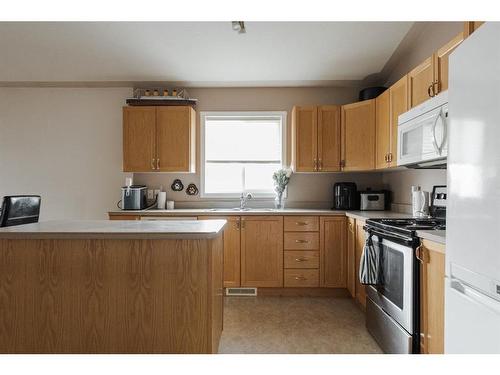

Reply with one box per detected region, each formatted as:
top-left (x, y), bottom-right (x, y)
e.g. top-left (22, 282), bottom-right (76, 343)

top-left (397, 91), bottom-right (448, 168)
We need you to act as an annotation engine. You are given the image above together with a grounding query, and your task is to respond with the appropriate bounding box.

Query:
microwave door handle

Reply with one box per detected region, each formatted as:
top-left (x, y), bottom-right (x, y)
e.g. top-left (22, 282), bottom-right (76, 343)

top-left (439, 110), bottom-right (448, 152)
top-left (431, 112), bottom-right (440, 155)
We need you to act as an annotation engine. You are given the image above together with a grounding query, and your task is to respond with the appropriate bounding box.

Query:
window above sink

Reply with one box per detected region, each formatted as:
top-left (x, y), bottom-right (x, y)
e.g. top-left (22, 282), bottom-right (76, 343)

top-left (200, 111), bottom-right (286, 198)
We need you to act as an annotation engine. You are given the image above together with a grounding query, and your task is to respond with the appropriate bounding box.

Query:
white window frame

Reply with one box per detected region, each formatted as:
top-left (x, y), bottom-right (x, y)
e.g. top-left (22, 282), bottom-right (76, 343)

top-left (200, 111), bottom-right (287, 199)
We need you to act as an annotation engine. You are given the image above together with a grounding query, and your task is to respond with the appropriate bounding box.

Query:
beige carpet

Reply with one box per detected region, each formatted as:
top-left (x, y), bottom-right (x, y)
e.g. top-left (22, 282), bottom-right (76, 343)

top-left (218, 296), bottom-right (382, 354)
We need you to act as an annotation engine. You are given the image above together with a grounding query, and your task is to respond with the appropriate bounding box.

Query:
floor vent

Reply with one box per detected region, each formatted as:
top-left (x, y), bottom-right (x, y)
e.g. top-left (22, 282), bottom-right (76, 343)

top-left (225, 288), bottom-right (257, 296)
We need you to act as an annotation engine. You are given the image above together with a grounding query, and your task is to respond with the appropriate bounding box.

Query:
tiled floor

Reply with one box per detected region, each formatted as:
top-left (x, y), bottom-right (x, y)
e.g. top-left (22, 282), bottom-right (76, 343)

top-left (218, 296), bottom-right (382, 354)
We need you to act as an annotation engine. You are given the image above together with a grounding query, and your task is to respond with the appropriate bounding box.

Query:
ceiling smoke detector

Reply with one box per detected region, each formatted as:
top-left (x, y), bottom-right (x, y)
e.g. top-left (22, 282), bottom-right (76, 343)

top-left (231, 21), bottom-right (246, 34)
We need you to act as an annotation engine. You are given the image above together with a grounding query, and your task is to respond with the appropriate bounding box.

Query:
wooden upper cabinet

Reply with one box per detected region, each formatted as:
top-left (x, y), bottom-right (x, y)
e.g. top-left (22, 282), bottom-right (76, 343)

top-left (291, 105), bottom-right (341, 172)
top-left (434, 32), bottom-right (464, 93)
top-left (341, 99), bottom-right (376, 171)
top-left (320, 216), bottom-right (347, 288)
top-left (389, 75), bottom-right (409, 167)
top-left (123, 107), bottom-right (156, 172)
top-left (408, 56), bottom-right (435, 108)
top-left (122, 106), bottom-right (195, 173)
top-left (291, 106), bottom-right (317, 172)
top-left (419, 239), bottom-right (445, 354)
top-left (156, 106), bottom-right (196, 172)
top-left (464, 21), bottom-right (485, 38)
top-left (375, 90), bottom-right (391, 170)
top-left (317, 105), bottom-right (341, 172)
top-left (241, 216), bottom-right (283, 287)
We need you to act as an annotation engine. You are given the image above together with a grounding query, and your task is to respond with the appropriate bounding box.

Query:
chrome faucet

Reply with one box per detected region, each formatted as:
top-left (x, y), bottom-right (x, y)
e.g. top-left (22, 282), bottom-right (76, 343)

top-left (240, 192), bottom-right (253, 210)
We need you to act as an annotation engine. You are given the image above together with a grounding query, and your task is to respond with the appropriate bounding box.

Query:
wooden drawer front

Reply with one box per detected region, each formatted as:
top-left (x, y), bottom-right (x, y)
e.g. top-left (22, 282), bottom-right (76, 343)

top-left (284, 232), bottom-right (319, 250)
top-left (284, 216), bottom-right (319, 232)
top-left (284, 251), bottom-right (319, 269)
top-left (284, 269), bottom-right (319, 287)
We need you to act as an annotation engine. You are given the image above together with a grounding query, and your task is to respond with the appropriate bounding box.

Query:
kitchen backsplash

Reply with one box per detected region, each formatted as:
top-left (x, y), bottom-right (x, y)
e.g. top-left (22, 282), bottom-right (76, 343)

top-left (133, 172), bottom-right (386, 209)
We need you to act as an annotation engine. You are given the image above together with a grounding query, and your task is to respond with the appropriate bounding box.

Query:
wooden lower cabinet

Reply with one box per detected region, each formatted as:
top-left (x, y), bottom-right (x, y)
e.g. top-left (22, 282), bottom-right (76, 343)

top-left (319, 217), bottom-right (347, 288)
top-left (354, 219), bottom-right (367, 308)
top-left (241, 216), bottom-right (284, 287)
top-left (346, 217), bottom-right (356, 298)
top-left (419, 239), bottom-right (445, 354)
top-left (199, 216), bottom-right (241, 288)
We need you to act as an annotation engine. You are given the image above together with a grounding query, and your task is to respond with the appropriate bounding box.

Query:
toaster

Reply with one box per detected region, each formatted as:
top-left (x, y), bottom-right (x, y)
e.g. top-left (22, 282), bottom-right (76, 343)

top-left (359, 190), bottom-right (389, 211)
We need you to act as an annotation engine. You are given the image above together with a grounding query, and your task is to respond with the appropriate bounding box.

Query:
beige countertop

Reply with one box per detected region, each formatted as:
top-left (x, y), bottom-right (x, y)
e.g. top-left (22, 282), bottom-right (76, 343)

top-left (416, 229), bottom-right (446, 245)
top-left (109, 208), bottom-right (412, 220)
top-left (0, 219), bottom-right (227, 240)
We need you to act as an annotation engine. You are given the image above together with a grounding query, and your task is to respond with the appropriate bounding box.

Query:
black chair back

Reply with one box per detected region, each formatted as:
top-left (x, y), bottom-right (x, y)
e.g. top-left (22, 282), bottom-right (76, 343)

top-left (0, 195), bottom-right (41, 227)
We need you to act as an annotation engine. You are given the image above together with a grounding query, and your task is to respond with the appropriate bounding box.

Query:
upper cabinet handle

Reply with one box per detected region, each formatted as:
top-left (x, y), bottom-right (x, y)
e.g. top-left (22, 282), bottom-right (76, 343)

top-left (151, 158), bottom-right (156, 170)
top-left (318, 158), bottom-right (323, 171)
top-left (156, 158), bottom-right (160, 170)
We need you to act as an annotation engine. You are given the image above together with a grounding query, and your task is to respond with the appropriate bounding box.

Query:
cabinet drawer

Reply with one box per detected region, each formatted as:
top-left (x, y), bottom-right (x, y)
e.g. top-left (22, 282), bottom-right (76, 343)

top-left (284, 251), bottom-right (319, 269)
top-left (284, 216), bottom-right (319, 232)
top-left (284, 232), bottom-right (319, 250)
top-left (284, 269), bottom-right (319, 287)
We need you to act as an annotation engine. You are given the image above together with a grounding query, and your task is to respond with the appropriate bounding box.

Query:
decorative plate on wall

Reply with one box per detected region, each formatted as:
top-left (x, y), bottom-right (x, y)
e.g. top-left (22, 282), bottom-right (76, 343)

top-left (186, 183), bottom-right (199, 196)
top-left (171, 179), bottom-right (184, 192)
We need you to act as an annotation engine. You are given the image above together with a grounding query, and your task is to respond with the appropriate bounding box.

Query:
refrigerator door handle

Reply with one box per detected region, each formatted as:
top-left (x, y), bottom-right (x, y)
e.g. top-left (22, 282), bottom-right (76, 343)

top-left (450, 278), bottom-right (500, 315)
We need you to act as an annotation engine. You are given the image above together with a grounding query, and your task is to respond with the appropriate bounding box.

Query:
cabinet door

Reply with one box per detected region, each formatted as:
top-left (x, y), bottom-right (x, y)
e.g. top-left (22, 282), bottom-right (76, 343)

top-left (156, 106), bottom-right (196, 172)
top-left (123, 107), bottom-right (156, 172)
top-left (341, 100), bottom-right (376, 171)
top-left (419, 240), bottom-right (445, 354)
top-left (346, 217), bottom-right (356, 298)
top-left (389, 75), bottom-right (409, 167)
top-left (354, 220), bottom-right (367, 308)
top-left (434, 32), bottom-right (464, 93)
top-left (199, 216), bottom-right (241, 288)
top-left (241, 216), bottom-right (283, 287)
top-left (408, 56), bottom-right (435, 108)
top-left (317, 105), bottom-right (341, 172)
top-left (320, 217), bottom-right (347, 288)
top-left (375, 90), bottom-right (391, 170)
top-left (292, 106), bottom-right (317, 172)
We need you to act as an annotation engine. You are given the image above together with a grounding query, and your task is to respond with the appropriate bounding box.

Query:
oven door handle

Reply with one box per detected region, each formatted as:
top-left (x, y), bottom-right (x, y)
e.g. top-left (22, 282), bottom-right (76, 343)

top-left (364, 226), bottom-right (415, 247)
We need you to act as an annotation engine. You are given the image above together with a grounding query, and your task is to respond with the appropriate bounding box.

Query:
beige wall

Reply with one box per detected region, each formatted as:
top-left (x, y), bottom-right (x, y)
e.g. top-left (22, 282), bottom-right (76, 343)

top-left (134, 87), bottom-right (385, 208)
top-left (0, 87), bottom-right (131, 220)
top-left (382, 169), bottom-right (447, 212)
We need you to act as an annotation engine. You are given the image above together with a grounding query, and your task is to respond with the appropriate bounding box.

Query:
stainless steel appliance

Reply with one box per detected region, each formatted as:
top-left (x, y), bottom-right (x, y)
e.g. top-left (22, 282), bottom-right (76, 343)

top-left (397, 91), bottom-right (448, 168)
top-left (446, 23), bottom-right (500, 353)
top-left (359, 190), bottom-right (387, 211)
top-left (333, 182), bottom-right (358, 210)
top-left (121, 185), bottom-right (148, 210)
top-left (363, 188), bottom-right (446, 353)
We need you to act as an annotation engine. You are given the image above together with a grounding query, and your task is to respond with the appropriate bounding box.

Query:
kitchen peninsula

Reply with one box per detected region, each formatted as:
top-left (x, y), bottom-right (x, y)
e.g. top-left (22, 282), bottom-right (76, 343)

top-left (0, 219), bottom-right (226, 353)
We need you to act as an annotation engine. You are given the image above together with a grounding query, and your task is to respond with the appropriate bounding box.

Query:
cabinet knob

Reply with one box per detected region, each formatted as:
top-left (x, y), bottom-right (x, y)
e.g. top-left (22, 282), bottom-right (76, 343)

top-left (294, 276), bottom-right (307, 280)
top-left (294, 257), bottom-right (307, 262)
top-left (295, 222), bottom-right (308, 226)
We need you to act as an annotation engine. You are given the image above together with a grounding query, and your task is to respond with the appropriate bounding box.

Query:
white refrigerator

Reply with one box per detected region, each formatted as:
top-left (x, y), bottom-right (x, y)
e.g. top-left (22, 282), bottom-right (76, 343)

top-left (446, 22), bottom-right (500, 353)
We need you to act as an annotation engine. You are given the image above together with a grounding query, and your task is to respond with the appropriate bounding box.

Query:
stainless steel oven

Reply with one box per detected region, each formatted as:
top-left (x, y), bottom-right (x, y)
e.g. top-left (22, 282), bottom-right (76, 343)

top-left (363, 223), bottom-right (420, 354)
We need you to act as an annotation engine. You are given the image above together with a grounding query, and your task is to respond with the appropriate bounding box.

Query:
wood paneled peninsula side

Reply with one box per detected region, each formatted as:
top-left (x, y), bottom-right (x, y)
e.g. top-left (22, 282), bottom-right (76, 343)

top-left (0, 219), bottom-right (226, 354)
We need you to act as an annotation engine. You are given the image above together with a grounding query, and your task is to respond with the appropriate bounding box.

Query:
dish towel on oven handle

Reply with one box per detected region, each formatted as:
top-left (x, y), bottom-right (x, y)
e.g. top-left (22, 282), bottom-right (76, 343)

top-left (359, 233), bottom-right (381, 285)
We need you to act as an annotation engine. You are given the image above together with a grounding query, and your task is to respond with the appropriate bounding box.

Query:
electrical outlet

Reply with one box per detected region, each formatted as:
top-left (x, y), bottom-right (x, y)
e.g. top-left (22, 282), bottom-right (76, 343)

top-left (147, 189), bottom-right (154, 200)
top-left (154, 189), bottom-right (160, 198)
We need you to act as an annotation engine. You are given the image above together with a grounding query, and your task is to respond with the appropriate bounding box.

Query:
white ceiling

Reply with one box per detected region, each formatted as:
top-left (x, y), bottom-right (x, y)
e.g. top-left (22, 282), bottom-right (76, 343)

top-left (0, 22), bottom-right (413, 86)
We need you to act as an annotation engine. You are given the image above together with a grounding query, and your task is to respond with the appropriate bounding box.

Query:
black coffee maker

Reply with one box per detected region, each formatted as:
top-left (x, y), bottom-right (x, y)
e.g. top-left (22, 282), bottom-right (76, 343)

top-left (333, 182), bottom-right (359, 210)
